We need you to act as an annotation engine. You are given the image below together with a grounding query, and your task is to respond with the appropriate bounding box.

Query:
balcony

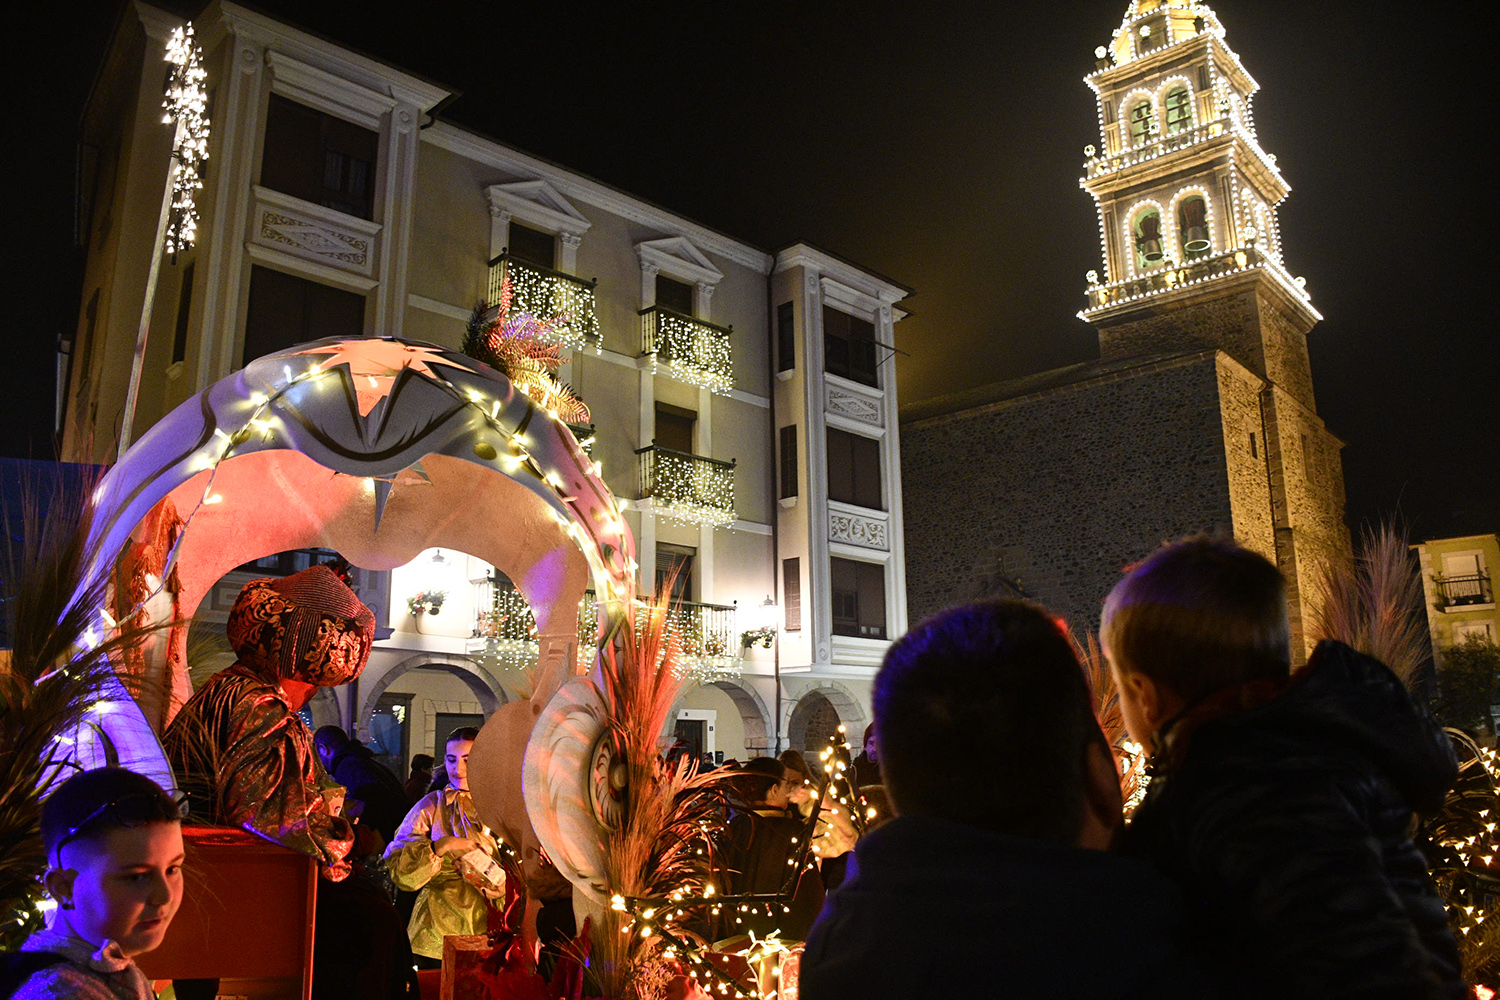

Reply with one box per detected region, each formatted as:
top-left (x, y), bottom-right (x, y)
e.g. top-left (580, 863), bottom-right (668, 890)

top-left (636, 444), bottom-right (736, 528)
top-left (1085, 118), bottom-right (1230, 179)
top-left (638, 306), bottom-right (733, 395)
top-left (1082, 245), bottom-right (1313, 318)
top-left (487, 253), bottom-right (600, 351)
top-left (1436, 572), bottom-right (1494, 611)
top-left (473, 583), bottom-right (739, 681)
top-left (565, 421), bottom-right (595, 458)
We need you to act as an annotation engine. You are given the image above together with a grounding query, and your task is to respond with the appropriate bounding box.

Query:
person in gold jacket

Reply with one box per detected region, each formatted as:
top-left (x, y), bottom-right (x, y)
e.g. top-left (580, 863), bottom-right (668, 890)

top-left (385, 726), bottom-right (505, 965)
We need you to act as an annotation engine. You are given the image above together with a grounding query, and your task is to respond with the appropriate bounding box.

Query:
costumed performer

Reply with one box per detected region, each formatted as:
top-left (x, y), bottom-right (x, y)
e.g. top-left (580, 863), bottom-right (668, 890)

top-left (161, 565), bottom-right (412, 1000)
top-left (385, 727), bottom-right (507, 968)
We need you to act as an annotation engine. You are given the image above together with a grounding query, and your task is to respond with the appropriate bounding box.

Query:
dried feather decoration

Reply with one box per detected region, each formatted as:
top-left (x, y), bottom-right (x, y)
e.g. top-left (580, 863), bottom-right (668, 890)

top-left (463, 277), bottom-right (590, 426)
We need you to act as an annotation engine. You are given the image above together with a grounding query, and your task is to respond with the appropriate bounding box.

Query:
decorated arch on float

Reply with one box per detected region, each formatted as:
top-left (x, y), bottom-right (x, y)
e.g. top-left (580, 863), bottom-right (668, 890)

top-left (80, 336), bottom-right (635, 790)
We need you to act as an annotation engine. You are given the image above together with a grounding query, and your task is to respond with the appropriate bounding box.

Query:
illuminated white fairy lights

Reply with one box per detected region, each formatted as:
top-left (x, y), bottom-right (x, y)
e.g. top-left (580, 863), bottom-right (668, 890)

top-left (162, 24), bottom-right (209, 258)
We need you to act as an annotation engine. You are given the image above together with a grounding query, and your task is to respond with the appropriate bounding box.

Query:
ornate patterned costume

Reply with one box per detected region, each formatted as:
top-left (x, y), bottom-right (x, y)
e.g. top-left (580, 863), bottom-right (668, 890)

top-left (385, 788), bottom-right (503, 959)
top-left (163, 566), bottom-right (375, 880)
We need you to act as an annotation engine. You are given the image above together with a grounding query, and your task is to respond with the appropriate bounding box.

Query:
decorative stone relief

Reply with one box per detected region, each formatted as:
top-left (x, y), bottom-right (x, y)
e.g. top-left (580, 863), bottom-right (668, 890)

top-left (260, 211), bottom-right (369, 267)
top-left (829, 510), bottom-right (889, 551)
top-left (826, 385), bottom-right (882, 427)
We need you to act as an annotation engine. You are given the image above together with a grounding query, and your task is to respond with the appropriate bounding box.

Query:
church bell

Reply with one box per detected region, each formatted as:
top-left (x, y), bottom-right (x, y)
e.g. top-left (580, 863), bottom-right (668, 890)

top-left (1183, 226), bottom-right (1210, 253)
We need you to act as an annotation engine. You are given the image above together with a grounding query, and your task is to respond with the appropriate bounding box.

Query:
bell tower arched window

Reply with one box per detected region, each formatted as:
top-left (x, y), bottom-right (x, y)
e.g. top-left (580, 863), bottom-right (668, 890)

top-left (1133, 207), bottom-right (1166, 270)
top-left (1165, 87), bottom-right (1192, 134)
top-left (1177, 196), bottom-right (1211, 258)
top-left (1128, 101), bottom-right (1156, 146)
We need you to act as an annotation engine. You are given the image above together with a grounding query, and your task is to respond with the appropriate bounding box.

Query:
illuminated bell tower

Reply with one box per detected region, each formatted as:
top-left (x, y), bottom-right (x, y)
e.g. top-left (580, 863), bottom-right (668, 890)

top-left (1079, 0), bottom-right (1349, 656)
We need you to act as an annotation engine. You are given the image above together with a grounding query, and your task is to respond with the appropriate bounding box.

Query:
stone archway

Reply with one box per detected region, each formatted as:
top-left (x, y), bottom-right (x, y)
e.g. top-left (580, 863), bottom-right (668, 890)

top-left (786, 683), bottom-right (868, 754)
top-left (357, 652), bottom-right (510, 740)
top-left (708, 680), bottom-right (773, 754)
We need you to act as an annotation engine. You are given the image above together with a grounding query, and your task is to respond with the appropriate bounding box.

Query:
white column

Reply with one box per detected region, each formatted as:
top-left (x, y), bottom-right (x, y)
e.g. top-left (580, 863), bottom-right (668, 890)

top-left (194, 30), bottom-right (268, 386)
top-left (488, 206), bottom-right (512, 261)
top-left (559, 231), bottom-right (582, 273)
top-left (695, 280), bottom-right (715, 323)
top-left (802, 273), bottom-right (832, 668)
top-left (372, 97), bottom-right (422, 339)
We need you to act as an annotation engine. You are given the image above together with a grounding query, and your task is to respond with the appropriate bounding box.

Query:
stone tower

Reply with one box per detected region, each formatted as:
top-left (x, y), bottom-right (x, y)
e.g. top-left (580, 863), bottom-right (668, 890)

top-left (1079, 0), bottom-right (1350, 654)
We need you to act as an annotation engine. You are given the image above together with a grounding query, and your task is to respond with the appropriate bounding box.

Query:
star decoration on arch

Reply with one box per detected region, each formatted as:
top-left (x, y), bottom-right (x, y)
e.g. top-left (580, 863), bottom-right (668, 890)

top-left (295, 339), bottom-right (477, 417)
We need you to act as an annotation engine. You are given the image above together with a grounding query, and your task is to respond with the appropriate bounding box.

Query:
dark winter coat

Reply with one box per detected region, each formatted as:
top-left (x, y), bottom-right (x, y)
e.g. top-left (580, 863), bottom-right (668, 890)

top-left (329, 740), bottom-right (408, 844)
top-left (722, 807), bottom-right (823, 941)
top-left (1121, 640), bottom-right (1466, 999)
top-left (801, 814), bottom-right (1213, 999)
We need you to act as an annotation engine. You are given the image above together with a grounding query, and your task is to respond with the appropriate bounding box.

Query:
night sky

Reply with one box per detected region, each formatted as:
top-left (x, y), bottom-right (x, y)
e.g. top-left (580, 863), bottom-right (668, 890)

top-left (6, 1), bottom-right (1494, 542)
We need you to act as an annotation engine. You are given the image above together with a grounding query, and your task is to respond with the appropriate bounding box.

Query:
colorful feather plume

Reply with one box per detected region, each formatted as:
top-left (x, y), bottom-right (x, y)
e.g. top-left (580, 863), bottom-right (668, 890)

top-left (463, 277), bottom-right (590, 425)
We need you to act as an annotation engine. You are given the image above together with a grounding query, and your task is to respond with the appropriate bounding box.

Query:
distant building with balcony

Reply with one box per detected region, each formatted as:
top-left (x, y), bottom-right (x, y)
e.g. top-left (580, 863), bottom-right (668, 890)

top-left (901, 0), bottom-right (1349, 657)
top-left (66, 2), bottom-right (911, 770)
top-left (1415, 534), bottom-right (1499, 664)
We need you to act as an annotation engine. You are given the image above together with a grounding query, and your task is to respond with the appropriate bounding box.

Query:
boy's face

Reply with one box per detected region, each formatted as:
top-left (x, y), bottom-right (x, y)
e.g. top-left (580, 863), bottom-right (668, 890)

top-left (446, 739), bottom-right (474, 791)
top-left (53, 822), bottom-right (185, 957)
top-left (1107, 649), bottom-right (1154, 747)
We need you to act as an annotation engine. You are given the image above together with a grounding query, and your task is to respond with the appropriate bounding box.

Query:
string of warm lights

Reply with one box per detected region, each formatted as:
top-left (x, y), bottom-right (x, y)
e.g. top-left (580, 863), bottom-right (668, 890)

top-left (640, 448), bottom-right (737, 528)
top-left (490, 256), bottom-right (602, 352)
top-left (642, 311), bottom-right (735, 396)
top-left (162, 23), bottom-right (209, 259)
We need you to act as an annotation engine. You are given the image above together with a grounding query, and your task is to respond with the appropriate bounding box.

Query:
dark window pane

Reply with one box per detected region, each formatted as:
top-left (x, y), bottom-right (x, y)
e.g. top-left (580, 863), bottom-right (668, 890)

top-left (243, 265), bottom-right (365, 365)
top-left (827, 428), bottom-right (883, 510)
top-left (508, 222), bottom-right (556, 269)
top-left (172, 262), bottom-right (195, 364)
top-left (779, 425), bottom-right (798, 499)
top-left (657, 544), bottom-right (695, 600)
top-left (654, 403), bottom-right (695, 454)
top-left (261, 94), bottom-right (378, 220)
top-left (823, 306), bottom-right (878, 387)
top-left (783, 558), bottom-right (801, 631)
top-left (776, 301), bottom-right (795, 372)
top-left (831, 557), bottom-right (885, 639)
top-left (656, 274), bottom-right (694, 316)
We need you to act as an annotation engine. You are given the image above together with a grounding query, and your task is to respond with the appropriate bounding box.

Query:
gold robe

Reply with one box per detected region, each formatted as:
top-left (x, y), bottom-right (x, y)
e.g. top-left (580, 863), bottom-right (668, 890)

top-left (385, 787), bottom-right (504, 959)
top-left (162, 663), bottom-right (354, 880)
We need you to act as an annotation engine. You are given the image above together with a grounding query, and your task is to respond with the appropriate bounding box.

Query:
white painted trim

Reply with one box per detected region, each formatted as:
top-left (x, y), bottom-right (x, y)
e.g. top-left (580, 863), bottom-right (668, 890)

top-left (637, 237), bottom-right (724, 288)
top-left (819, 277), bottom-right (881, 320)
top-left (727, 520), bottom-right (773, 536)
top-left (244, 241), bottom-right (380, 293)
top-left (265, 50), bottom-right (391, 130)
top-left (422, 122), bottom-right (773, 274)
top-left (773, 244), bottom-right (908, 306)
top-left (408, 294), bottom-right (472, 323)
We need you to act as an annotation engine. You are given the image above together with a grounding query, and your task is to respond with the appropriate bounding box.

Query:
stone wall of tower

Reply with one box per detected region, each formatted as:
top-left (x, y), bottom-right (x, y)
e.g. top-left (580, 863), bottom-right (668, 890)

top-left (901, 352), bottom-right (1237, 636)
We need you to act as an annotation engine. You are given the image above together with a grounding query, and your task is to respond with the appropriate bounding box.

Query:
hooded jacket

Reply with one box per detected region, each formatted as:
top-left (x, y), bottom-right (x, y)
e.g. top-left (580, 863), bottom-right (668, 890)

top-left (1121, 640), bottom-right (1465, 999)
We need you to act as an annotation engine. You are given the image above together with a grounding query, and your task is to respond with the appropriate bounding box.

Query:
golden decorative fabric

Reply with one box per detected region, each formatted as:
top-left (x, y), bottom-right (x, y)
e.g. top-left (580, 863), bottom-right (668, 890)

top-left (163, 566), bottom-right (375, 881)
top-left (163, 664), bottom-right (354, 881)
top-left (385, 788), bottom-right (505, 959)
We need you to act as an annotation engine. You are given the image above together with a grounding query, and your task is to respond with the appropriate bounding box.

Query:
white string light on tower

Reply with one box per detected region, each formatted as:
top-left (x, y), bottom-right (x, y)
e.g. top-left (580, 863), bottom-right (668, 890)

top-left (162, 24), bottom-right (209, 259)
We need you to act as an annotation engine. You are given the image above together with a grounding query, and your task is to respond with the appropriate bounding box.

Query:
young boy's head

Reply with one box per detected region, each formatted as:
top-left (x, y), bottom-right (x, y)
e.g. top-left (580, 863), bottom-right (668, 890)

top-left (1101, 536), bottom-right (1291, 745)
top-left (42, 767), bottom-right (185, 957)
top-left (875, 599), bottom-right (1121, 848)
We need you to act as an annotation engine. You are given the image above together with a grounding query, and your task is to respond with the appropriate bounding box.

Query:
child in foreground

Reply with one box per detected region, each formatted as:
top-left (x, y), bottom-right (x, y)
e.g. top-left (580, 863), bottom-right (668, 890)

top-left (11, 767), bottom-right (185, 999)
top-left (1104, 536), bottom-right (1466, 999)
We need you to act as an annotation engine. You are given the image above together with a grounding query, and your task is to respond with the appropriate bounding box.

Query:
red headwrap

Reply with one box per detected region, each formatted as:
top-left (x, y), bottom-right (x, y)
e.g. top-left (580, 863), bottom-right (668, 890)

top-left (226, 565), bottom-right (375, 686)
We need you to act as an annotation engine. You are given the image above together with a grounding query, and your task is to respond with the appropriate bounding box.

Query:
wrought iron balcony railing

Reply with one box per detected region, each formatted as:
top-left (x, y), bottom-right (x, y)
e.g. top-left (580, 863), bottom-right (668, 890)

top-left (636, 444), bottom-right (736, 528)
top-left (487, 253), bottom-right (601, 351)
top-left (565, 421), bottom-right (595, 458)
top-left (1436, 572), bottom-right (1494, 610)
top-left (474, 583), bottom-right (739, 681)
top-left (638, 306), bottom-right (733, 395)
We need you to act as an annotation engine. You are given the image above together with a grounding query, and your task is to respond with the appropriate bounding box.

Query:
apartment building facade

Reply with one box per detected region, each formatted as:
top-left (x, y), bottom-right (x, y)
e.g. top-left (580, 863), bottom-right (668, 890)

top-left (67, 1), bottom-right (910, 766)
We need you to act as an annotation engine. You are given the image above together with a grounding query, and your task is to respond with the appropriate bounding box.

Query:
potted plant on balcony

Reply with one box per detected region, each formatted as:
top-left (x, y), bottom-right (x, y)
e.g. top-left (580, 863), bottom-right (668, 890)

top-left (407, 589), bottom-right (447, 617)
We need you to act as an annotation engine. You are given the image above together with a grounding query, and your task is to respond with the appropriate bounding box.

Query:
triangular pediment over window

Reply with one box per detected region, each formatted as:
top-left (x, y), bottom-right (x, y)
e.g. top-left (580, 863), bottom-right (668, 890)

top-left (636, 236), bottom-right (723, 286)
top-left (486, 180), bottom-right (592, 236)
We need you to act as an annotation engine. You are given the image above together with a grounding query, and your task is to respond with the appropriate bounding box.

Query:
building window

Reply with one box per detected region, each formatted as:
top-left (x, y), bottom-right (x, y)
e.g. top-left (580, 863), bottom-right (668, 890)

top-left (657, 543), bottom-right (696, 601)
top-left (831, 557), bottom-right (886, 640)
top-left (1177, 196), bottom-right (1210, 257)
top-left (507, 221), bottom-right (556, 269)
top-left (1133, 208), bottom-right (1165, 269)
top-left (779, 425), bottom-right (798, 500)
top-left (260, 94), bottom-right (379, 220)
top-left (171, 262), bottom-right (195, 365)
top-left (1249, 432), bottom-right (1258, 459)
top-left (1165, 86), bottom-right (1193, 134)
top-left (656, 274), bottom-right (695, 316)
top-left (823, 306), bottom-right (878, 387)
top-left (826, 428), bottom-right (882, 510)
top-left (654, 402), bottom-right (696, 454)
top-left (783, 558), bottom-right (801, 631)
top-left (1300, 433), bottom-right (1313, 472)
top-left (243, 265), bottom-right (366, 365)
top-left (1128, 100), bottom-right (1156, 146)
top-left (776, 301), bottom-right (795, 373)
